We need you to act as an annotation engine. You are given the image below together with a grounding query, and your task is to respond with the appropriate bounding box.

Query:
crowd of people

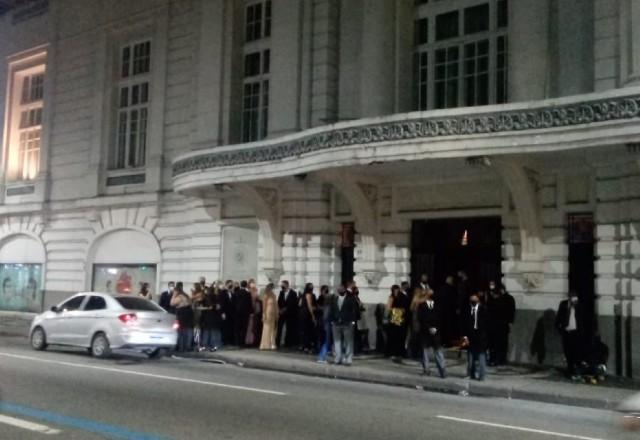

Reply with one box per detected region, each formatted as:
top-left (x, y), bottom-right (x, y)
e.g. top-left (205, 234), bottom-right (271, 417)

top-left (150, 272), bottom-right (516, 381)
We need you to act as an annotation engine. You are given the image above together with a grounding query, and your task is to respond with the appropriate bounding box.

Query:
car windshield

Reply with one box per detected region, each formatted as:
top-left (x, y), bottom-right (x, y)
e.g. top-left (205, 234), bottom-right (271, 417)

top-left (115, 297), bottom-right (164, 312)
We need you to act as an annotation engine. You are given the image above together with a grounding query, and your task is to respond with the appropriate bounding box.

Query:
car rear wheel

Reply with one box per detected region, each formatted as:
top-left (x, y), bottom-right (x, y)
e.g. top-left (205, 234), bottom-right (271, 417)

top-left (31, 327), bottom-right (47, 351)
top-left (91, 332), bottom-right (111, 358)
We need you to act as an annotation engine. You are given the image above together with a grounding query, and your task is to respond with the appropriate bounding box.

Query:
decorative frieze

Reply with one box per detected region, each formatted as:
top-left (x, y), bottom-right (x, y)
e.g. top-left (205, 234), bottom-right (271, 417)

top-left (173, 94), bottom-right (640, 177)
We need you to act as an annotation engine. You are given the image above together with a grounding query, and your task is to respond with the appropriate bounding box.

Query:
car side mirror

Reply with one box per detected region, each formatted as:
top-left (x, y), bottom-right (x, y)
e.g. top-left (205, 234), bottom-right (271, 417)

top-left (50, 306), bottom-right (59, 313)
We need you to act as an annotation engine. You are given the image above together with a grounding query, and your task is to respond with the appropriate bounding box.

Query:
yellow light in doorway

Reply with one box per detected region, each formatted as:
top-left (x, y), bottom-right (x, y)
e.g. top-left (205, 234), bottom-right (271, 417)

top-left (461, 229), bottom-right (469, 246)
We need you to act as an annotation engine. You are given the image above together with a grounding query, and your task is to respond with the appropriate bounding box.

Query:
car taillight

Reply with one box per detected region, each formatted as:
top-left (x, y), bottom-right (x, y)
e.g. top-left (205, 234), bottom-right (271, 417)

top-left (172, 320), bottom-right (179, 330)
top-left (118, 313), bottom-right (138, 325)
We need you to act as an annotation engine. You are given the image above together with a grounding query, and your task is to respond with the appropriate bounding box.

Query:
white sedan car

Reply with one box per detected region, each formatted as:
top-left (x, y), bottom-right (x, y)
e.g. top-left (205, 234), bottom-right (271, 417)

top-left (29, 292), bottom-right (178, 358)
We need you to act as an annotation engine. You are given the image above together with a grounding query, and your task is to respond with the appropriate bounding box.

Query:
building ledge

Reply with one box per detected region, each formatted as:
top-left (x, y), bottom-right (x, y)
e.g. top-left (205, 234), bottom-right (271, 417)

top-left (173, 87), bottom-right (640, 192)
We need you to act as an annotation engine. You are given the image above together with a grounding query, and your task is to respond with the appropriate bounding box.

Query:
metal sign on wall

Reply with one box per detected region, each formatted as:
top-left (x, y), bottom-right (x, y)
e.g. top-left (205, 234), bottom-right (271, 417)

top-left (221, 225), bottom-right (259, 282)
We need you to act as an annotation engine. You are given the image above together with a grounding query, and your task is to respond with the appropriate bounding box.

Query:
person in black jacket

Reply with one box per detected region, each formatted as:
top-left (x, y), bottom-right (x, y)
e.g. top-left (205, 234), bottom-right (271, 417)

top-left (218, 280), bottom-right (235, 345)
top-left (417, 289), bottom-right (447, 378)
top-left (462, 293), bottom-right (488, 381)
top-left (329, 282), bottom-right (360, 366)
top-left (234, 281), bottom-right (253, 347)
top-left (276, 280), bottom-right (299, 348)
top-left (386, 284), bottom-right (409, 362)
top-left (487, 281), bottom-right (516, 365)
top-left (555, 291), bottom-right (586, 377)
top-left (199, 288), bottom-right (223, 351)
top-left (159, 281), bottom-right (175, 314)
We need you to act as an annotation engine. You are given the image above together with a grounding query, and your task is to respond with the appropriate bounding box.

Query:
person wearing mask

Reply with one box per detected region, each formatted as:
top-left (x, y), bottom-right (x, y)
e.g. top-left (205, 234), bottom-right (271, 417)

top-left (260, 283), bottom-right (279, 350)
top-left (277, 280), bottom-right (299, 348)
top-left (219, 280), bottom-right (235, 345)
top-left (159, 282), bottom-right (175, 314)
top-left (245, 279), bottom-right (262, 347)
top-left (298, 283), bottom-right (317, 353)
top-left (191, 283), bottom-right (205, 350)
top-left (171, 282), bottom-right (193, 352)
top-left (414, 273), bottom-right (431, 292)
top-left (418, 289), bottom-right (447, 378)
top-left (316, 285), bottom-right (333, 363)
top-left (462, 293), bottom-right (488, 381)
top-left (487, 281), bottom-right (516, 366)
top-left (330, 281), bottom-right (360, 366)
top-left (199, 286), bottom-right (223, 352)
top-left (555, 291), bottom-right (585, 378)
top-left (386, 284), bottom-right (409, 363)
top-left (234, 281), bottom-right (253, 347)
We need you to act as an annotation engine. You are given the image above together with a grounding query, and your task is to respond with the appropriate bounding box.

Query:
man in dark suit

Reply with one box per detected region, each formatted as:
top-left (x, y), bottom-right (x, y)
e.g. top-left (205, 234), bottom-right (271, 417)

top-left (462, 292), bottom-right (488, 381)
top-left (329, 281), bottom-right (361, 366)
top-left (219, 280), bottom-right (235, 345)
top-left (234, 280), bottom-right (253, 347)
top-left (555, 291), bottom-right (586, 377)
top-left (276, 280), bottom-right (298, 348)
top-left (487, 281), bottom-right (516, 365)
top-left (418, 289), bottom-right (446, 378)
top-left (159, 281), bottom-right (175, 314)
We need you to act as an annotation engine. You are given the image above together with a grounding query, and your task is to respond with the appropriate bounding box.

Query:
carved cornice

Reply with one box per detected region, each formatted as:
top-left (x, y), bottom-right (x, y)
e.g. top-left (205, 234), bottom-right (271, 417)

top-left (174, 94), bottom-right (640, 177)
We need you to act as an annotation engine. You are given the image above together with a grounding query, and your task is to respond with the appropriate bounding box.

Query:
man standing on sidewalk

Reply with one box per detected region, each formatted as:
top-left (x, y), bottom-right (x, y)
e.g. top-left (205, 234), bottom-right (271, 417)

top-left (277, 280), bottom-right (298, 348)
top-left (463, 293), bottom-right (488, 381)
top-left (555, 291), bottom-right (585, 378)
top-left (330, 282), bottom-right (360, 366)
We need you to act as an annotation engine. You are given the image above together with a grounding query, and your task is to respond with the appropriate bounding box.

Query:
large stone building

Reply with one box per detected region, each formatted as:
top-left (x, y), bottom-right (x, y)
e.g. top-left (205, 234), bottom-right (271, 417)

top-left (1, 0), bottom-right (639, 375)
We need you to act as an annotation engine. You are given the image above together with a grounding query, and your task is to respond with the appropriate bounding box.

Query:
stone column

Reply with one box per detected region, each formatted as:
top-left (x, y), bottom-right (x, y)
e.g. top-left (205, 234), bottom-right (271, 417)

top-left (192, 0), bottom-right (226, 148)
top-left (359, 0), bottom-right (396, 117)
top-left (509, 0), bottom-right (550, 101)
top-left (620, 0), bottom-right (640, 85)
top-left (269, 0), bottom-right (304, 136)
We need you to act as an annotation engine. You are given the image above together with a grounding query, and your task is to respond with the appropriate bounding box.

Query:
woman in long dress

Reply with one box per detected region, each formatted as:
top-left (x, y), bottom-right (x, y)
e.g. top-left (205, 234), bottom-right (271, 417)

top-left (260, 283), bottom-right (279, 350)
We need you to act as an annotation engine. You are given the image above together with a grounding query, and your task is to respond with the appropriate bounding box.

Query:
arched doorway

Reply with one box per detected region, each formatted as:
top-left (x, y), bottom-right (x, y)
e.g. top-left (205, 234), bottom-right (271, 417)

top-left (88, 229), bottom-right (161, 298)
top-left (0, 233), bottom-right (45, 312)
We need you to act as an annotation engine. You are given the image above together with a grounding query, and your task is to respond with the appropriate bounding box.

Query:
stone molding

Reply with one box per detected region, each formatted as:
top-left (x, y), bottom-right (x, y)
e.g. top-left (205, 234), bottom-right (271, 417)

top-left (173, 91), bottom-right (640, 177)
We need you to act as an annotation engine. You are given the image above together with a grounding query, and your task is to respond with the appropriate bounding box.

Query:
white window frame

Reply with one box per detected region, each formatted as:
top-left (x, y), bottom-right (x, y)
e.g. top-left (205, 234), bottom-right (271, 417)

top-left (414, 0), bottom-right (508, 110)
top-left (2, 57), bottom-right (46, 184)
top-left (244, 0), bottom-right (272, 43)
top-left (109, 40), bottom-right (151, 171)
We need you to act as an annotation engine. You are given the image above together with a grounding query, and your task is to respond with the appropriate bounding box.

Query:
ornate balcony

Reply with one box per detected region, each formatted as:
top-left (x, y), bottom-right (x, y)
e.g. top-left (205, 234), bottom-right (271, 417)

top-left (173, 87), bottom-right (640, 193)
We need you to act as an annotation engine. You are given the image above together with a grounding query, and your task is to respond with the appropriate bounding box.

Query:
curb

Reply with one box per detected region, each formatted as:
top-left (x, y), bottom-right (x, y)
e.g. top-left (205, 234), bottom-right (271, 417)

top-left (183, 351), bottom-right (619, 410)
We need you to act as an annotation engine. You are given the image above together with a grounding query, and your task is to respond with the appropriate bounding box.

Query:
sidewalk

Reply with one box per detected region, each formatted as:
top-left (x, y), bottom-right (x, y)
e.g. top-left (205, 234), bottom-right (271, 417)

top-left (183, 347), bottom-right (638, 410)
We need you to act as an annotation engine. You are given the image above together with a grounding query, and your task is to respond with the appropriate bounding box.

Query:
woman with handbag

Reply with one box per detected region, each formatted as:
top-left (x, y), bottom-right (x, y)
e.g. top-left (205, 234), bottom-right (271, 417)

top-left (386, 284), bottom-right (409, 362)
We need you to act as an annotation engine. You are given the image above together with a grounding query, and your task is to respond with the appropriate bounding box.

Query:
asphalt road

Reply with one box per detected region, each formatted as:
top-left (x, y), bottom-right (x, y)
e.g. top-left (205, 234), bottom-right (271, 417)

top-left (0, 335), bottom-right (635, 440)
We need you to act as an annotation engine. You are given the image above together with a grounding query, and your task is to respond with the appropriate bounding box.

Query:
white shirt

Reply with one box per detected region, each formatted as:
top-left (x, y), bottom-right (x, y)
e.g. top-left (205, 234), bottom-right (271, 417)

top-left (338, 295), bottom-right (345, 310)
top-left (566, 305), bottom-right (577, 331)
top-left (426, 300), bottom-right (434, 309)
top-left (472, 305), bottom-right (479, 330)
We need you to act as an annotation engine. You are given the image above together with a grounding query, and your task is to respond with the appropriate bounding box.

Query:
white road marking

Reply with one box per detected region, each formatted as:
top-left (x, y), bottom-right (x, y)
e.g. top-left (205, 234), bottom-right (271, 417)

top-left (436, 415), bottom-right (604, 440)
top-left (0, 414), bottom-right (61, 435)
top-left (0, 351), bottom-right (286, 396)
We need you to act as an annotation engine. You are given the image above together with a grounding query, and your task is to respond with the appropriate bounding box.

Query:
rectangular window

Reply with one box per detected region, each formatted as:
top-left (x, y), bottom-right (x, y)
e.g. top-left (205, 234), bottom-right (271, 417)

top-left (496, 35), bottom-right (508, 103)
top-left (435, 46), bottom-right (459, 109)
top-left (412, 0), bottom-right (508, 110)
top-left (497, 0), bottom-right (508, 28)
top-left (244, 52), bottom-right (261, 77)
top-left (245, 3), bottom-right (263, 42)
top-left (18, 129), bottom-right (41, 181)
top-left (21, 73), bottom-right (44, 104)
top-left (464, 39), bottom-right (489, 106)
top-left (110, 41), bottom-right (151, 170)
top-left (436, 10), bottom-right (459, 41)
top-left (242, 82), bottom-right (261, 142)
top-left (464, 4), bottom-right (489, 35)
top-left (415, 18), bottom-right (428, 45)
top-left (415, 52), bottom-right (428, 110)
top-left (264, 0), bottom-right (272, 37)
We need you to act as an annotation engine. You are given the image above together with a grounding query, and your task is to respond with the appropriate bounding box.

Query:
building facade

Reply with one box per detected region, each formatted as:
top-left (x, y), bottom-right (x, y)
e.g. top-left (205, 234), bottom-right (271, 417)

top-left (1, 0), bottom-right (640, 376)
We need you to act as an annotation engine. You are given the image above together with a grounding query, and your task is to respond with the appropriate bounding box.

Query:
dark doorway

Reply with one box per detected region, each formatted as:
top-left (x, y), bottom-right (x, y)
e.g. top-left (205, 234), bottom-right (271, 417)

top-left (411, 217), bottom-right (502, 293)
top-left (567, 213), bottom-right (596, 336)
top-left (341, 223), bottom-right (355, 285)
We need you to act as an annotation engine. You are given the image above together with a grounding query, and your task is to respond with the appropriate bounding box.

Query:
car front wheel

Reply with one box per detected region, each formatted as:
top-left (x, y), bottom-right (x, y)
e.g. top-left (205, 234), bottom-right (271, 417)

top-left (31, 327), bottom-right (47, 351)
top-left (91, 333), bottom-right (111, 358)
